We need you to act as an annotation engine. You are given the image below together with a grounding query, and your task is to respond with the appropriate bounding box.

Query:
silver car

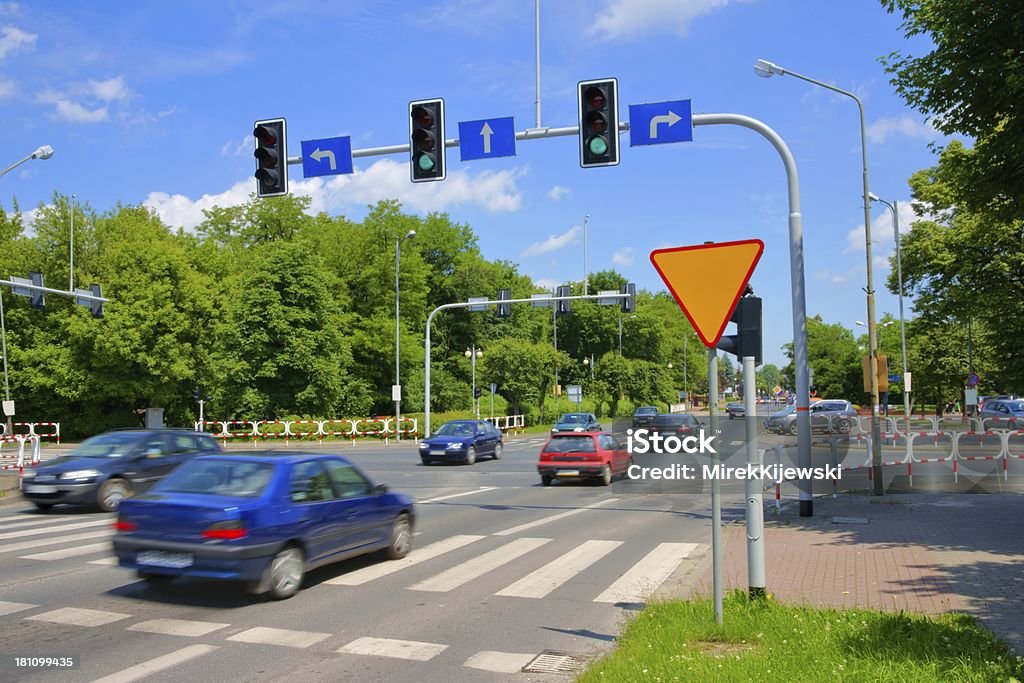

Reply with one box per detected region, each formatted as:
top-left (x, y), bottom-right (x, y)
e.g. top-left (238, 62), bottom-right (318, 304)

top-left (763, 400), bottom-right (857, 435)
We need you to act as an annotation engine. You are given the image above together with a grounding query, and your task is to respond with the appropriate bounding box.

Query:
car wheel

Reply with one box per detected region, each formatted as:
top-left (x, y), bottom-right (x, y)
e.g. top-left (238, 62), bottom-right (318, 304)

top-left (541, 475), bottom-right (553, 487)
top-left (837, 419), bottom-right (852, 434)
top-left (599, 465), bottom-right (612, 486)
top-left (788, 423), bottom-right (799, 437)
top-left (265, 546), bottom-right (305, 600)
top-left (492, 442), bottom-right (503, 460)
top-left (33, 502), bottom-right (54, 512)
top-left (98, 478), bottom-right (132, 512)
top-left (385, 514), bottom-right (412, 560)
top-left (464, 446), bottom-right (476, 465)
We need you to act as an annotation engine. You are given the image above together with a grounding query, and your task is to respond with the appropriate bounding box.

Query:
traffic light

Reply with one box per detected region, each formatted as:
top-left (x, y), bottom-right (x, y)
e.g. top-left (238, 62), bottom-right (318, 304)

top-left (496, 288), bottom-right (511, 318)
top-left (620, 283), bottom-right (635, 314)
top-left (578, 78), bottom-right (619, 168)
top-left (253, 118), bottom-right (288, 198)
top-left (29, 271), bottom-right (44, 309)
top-left (409, 99), bottom-right (445, 182)
top-left (716, 295), bottom-right (762, 365)
top-left (88, 284), bottom-right (104, 318)
top-left (474, 388), bottom-right (482, 399)
top-left (556, 285), bottom-right (572, 316)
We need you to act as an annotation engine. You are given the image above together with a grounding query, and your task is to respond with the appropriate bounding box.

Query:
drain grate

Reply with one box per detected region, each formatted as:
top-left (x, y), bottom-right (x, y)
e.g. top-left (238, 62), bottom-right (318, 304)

top-left (521, 650), bottom-right (586, 673)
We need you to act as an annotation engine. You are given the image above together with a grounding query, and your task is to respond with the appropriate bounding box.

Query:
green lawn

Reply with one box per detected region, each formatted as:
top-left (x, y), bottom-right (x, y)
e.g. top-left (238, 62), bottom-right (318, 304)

top-left (578, 592), bottom-right (1023, 682)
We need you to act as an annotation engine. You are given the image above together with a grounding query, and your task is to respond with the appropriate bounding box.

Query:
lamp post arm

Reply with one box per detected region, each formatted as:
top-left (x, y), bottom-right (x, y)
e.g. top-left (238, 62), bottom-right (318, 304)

top-left (0, 153), bottom-right (33, 180)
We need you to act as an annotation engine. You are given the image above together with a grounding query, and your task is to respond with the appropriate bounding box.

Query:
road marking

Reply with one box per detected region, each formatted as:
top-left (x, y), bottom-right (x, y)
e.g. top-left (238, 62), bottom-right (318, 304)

top-left (409, 537), bottom-right (550, 593)
top-left (0, 517), bottom-right (110, 540)
top-left (492, 498), bottom-right (621, 536)
top-left (0, 529), bottom-right (111, 554)
top-left (90, 644), bottom-right (219, 683)
top-left (27, 606), bottom-right (131, 627)
top-left (0, 600), bottom-right (38, 616)
top-left (128, 618), bottom-right (230, 637)
top-left (464, 650), bottom-right (537, 673)
top-left (495, 539), bottom-right (622, 598)
top-left (337, 636), bottom-right (447, 661)
top-left (0, 515), bottom-right (109, 531)
top-left (227, 626), bottom-right (330, 649)
top-left (417, 487), bottom-right (497, 504)
top-left (21, 542), bottom-right (109, 561)
top-left (89, 557), bottom-right (118, 565)
top-left (326, 534), bottom-right (485, 585)
top-left (593, 542), bottom-right (699, 604)
top-left (730, 440), bottom-right (744, 446)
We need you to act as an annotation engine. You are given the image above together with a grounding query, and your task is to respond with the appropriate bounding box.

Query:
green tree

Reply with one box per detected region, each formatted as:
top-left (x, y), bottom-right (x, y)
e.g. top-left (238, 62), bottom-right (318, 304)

top-left (782, 316), bottom-right (862, 402)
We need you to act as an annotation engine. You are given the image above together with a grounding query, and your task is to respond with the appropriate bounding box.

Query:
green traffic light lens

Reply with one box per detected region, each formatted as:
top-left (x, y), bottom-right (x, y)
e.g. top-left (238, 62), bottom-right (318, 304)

top-left (417, 154), bottom-right (436, 171)
top-left (588, 136), bottom-right (609, 155)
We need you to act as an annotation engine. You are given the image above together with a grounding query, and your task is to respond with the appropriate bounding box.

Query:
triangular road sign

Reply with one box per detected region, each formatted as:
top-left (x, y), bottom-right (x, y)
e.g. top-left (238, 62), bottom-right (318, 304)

top-left (650, 239), bottom-right (764, 347)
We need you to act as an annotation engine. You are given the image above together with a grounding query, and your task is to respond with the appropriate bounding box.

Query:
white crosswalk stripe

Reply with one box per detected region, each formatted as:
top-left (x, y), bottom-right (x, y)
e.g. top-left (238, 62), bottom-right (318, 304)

top-left (90, 644), bottom-right (219, 683)
top-left (0, 529), bottom-right (111, 554)
top-left (495, 539), bottom-right (622, 598)
top-left (226, 626), bottom-right (331, 649)
top-left (0, 514), bottom-right (109, 531)
top-left (0, 517), bottom-right (110, 540)
top-left (28, 606), bottom-right (130, 627)
top-left (0, 600), bottom-right (38, 616)
top-left (337, 637), bottom-right (447, 661)
top-left (128, 618), bottom-right (229, 637)
top-left (408, 537), bottom-right (550, 592)
top-left (593, 542), bottom-right (699, 604)
top-left (325, 534), bottom-right (485, 586)
top-left (21, 541), bottom-right (109, 561)
top-left (493, 498), bottom-right (620, 536)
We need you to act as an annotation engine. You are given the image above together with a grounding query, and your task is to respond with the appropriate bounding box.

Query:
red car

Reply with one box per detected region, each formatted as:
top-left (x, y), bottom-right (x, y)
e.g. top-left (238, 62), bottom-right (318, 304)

top-left (537, 432), bottom-right (632, 486)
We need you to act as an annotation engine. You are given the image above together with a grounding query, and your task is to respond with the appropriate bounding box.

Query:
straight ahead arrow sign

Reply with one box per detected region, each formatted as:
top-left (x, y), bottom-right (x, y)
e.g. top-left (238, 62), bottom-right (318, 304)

top-left (480, 121), bottom-right (493, 154)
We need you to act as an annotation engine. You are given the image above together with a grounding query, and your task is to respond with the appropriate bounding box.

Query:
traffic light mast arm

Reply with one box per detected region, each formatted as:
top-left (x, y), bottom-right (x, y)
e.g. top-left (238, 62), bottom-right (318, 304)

top-left (0, 279), bottom-right (109, 303)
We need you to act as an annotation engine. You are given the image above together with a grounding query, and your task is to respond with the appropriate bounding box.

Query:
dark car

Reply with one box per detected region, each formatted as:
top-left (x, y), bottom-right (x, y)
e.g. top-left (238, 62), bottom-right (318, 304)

top-left (551, 413), bottom-right (602, 434)
top-left (112, 451), bottom-right (414, 600)
top-left (979, 398), bottom-right (1024, 427)
top-left (418, 420), bottom-right (503, 465)
top-left (763, 400), bottom-right (857, 435)
top-left (648, 413), bottom-right (704, 436)
top-left (21, 430), bottom-right (222, 512)
top-left (631, 406), bottom-right (659, 429)
top-left (726, 402), bottom-right (745, 419)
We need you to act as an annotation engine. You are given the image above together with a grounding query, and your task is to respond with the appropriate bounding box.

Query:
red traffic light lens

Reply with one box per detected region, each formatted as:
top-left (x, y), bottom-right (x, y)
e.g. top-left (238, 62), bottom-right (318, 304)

top-left (412, 129), bottom-right (435, 151)
top-left (412, 106), bottom-right (434, 128)
top-left (586, 111), bottom-right (608, 134)
top-left (253, 125), bottom-right (277, 146)
top-left (584, 86), bottom-right (606, 109)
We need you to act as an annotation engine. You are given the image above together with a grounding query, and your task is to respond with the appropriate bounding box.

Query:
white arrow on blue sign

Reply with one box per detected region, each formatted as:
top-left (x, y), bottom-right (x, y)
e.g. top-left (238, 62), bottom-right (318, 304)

top-left (459, 116), bottom-right (516, 161)
top-left (301, 136), bottom-right (354, 178)
top-left (628, 100), bottom-right (693, 146)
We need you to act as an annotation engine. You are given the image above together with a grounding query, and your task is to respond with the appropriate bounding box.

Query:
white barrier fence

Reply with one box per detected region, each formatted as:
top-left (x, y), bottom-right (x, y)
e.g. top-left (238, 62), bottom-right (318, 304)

top-left (0, 435), bottom-right (42, 474)
top-left (0, 422), bottom-right (60, 444)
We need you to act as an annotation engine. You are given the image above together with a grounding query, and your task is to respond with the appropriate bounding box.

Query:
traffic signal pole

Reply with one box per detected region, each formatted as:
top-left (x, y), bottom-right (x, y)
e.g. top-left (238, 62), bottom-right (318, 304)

top-left (743, 355), bottom-right (766, 598)
top-left (708, 348), bottom-right (723, 625)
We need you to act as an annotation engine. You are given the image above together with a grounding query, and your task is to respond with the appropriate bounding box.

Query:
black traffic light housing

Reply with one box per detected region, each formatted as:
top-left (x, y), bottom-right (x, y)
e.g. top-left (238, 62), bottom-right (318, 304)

top-left (254, 118), bottom-right (288, 198)
top-left (496, 288), bottom-right (511, 318)
top-left (88, 284), bottom-right (104, 318)
top-left (716, 293), bottom-right (762, 365)
top-left (578, 78), bottom-right (619, 168)
top-left (474, 387), bottom-right (482, 399)
top-left (620, 283), bottom-right (635, 314)
top-left (29, 271), bottom-right (44, 309)
top-left (556, 285), bottom-right (572, 316)
top-left (409, 99), bottom-right (445, 182)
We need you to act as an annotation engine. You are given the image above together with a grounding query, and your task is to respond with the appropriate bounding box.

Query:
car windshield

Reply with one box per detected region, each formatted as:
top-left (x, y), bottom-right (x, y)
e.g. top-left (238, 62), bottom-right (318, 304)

top-left (157, 459), bottom-right (276, 498)
top-left (544, 436), bottom-right (597, 453)
top-left (433, 422), bottom-right (476, 437)
top-left (69, 433), bottom-right (144, 459)
top-left (1006, 401), bottom-right (1024, 411)
top-left (653, 414), bottom-right (696, 426)
top-left (636, 407), bottom-right (658, 415)
top-left (558, 414), bottom-right (587, 424)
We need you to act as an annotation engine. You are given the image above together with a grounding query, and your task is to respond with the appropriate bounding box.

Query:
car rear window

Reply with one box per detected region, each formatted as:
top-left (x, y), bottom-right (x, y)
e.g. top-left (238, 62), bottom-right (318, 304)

top-left (157, 460), bottom-right (275, 498)
top-left (544, 436), bottom-right (597, 453)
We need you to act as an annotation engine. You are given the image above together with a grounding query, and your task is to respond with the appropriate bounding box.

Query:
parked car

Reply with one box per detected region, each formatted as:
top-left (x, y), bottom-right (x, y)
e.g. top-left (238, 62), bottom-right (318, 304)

top-left (631, 406), bottom-right (659, 429)
top-left (979, 398), bottom-right (1024, 426)
top-left (537, 432), bottom-right (631, 486)
top-left (726, 402), bottom-right (745, 419)
top-left (648, 413), bottom-right (704, 435)
top-left (418, 420), bottom-right (503, 465)
top-left (763, 400), bottom-right (857, 435)
top-left (112, 451), bottom-right (414, 600)
top-left (21, 429), bottom-right (222, 512)
top-left (551, 412), bottom-right (602, 434)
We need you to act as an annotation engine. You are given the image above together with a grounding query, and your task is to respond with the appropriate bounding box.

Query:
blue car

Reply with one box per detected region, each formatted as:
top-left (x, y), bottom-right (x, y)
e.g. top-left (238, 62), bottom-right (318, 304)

top-left (418, 420), bottom-right (503, 465)
top-left (112, 451), bottom-right (415, 600)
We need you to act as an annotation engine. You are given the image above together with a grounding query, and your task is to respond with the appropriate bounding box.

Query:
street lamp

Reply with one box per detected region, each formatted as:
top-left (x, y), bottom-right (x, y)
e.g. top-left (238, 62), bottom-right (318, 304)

top-left (465, 347), bottom-right (483, 418)
top-left (0, 145), bottom-right (54, 179)
top-left (583, 355), bottom-right (594, 379)
top-left (395, 229), bottom-right (416, 441)
top-left (755, 58), bottom-right (884, 495)
top-left (869, 193), bottom-right (911, 430)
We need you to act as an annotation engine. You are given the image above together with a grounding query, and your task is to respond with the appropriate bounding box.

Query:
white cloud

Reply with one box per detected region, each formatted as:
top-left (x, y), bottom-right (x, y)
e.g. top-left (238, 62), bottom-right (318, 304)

top-left (87, 75), bottom-right (131, 102)
top-left (534, 277), bottom-right (560, 290)
top-left (50, 99), bottom-right (108, 123)
top-left (0, 24), bottom-right (35, 59)
top-left (0, 77), bottom-right (14, 100)
top-left (221, 134), bottom-right (251, 157)
top-left (612, 246), bottom-right (636, 267)
top-left (520, 226), bottom-right (581, 257)
top-left (144, 180), bottom-right (252, 232)
top-left (867, 114), bottom-right (940, 144)
top-left (844, 200), bottom-right (918, 253)
top-left (547, 185), bottom-right (570, 201)
top-left (587, 0), bottom-right (733, 42)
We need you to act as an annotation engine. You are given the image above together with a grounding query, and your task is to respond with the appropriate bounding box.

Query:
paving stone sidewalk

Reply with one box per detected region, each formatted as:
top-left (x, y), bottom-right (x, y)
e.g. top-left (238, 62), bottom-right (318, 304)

top-left (682, 493), bottom-right (1024, 654)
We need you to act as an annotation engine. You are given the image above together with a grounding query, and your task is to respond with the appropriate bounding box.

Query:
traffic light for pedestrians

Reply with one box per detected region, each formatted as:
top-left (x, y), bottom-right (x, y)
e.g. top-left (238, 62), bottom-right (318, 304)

top-left (253, 118), bottom-right (288, 198)
top-left (409, 99), bottom-right (445, 182)
top-left (578, 78), bottom-right (619, 168)
top-left (716, 294), bottom-right (762, 365)
top-left (496, 288), bottom-right (511, 318)
top-left (620, 283), bottom-right (635, 314)
top-left (29, 271), bottom-right (44, 309)
top-left (556, 285), bottom-right (572, 316)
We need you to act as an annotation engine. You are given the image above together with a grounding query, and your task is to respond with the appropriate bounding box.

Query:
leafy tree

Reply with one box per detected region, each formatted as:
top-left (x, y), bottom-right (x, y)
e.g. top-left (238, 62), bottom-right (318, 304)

top-left (782, 316), bottom-right (862, 401)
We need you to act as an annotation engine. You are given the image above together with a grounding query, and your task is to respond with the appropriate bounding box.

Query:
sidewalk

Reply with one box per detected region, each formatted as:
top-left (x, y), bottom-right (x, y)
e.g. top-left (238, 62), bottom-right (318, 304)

top-left (681, 493), bottom-right (1024, 655)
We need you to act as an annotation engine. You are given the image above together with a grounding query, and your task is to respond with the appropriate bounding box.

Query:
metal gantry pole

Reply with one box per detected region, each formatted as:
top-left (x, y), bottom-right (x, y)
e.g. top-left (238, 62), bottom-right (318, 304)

top-left (743, 356), bottom-right (766, 598)
top-left (708, 348), bottom-right (723, 625)
top-left (893, 200), bottom-right (910, 430)
top-left (395, 238), bottom-right (402, 442)
top-left (533, 0), bottom-right (541, 129)
top-left (0, 290), bottom-right (10, 435)
top-left (583, 213), bottom-right (589, 295)
top-left (69, 194), bottom-right (75, 291)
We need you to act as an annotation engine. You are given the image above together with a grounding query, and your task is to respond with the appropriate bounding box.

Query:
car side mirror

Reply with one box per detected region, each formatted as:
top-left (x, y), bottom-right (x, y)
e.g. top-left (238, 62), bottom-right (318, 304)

top-left (373, 484), bottom-right (389, 495)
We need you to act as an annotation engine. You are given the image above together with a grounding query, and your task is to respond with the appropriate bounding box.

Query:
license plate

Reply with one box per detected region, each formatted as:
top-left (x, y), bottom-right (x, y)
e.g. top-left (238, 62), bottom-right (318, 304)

top-left (24, 484), bottom-right (57, 494)
top-left (559, 470), bottom-right (580, 477)
top-left (137, 550), bottom-right (193, 568)
top-left (429, 450), bottom-right (445, 456)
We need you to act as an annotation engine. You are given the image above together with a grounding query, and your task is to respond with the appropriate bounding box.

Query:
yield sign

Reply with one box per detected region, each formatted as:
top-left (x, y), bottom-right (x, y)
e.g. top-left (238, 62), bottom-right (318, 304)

top-left (649, 239), bottom-right (764, 347)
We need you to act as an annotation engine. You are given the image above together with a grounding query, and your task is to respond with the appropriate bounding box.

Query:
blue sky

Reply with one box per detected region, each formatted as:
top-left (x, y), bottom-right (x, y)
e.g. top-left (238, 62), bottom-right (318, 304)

top-left (1, 0), bottom-right (945, 366)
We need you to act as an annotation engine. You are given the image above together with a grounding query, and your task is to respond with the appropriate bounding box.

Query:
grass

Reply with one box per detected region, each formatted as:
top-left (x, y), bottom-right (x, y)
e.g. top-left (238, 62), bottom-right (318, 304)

top-left (577, 591), bottom-right (1023, 683)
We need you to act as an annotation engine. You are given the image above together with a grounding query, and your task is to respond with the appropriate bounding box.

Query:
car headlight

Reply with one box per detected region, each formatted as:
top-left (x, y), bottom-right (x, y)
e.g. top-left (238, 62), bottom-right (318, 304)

top-left (418, 444), bottom-right (428, 451)
top-left (61, 469), bottom-right (100, 481)
top-left (573, 427), bottom-right (583, 432)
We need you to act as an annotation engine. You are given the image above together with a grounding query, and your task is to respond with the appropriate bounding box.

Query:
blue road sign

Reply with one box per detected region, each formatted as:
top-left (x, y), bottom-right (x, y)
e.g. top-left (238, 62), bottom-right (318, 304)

top-left (459, 117), bottom-right (515, 161)
top-left (629, 100), bottom-right (693, 146)
top-left (888, 375), bottom-right (900, 383)
top-left (301, 136), bottom-right (353, 178)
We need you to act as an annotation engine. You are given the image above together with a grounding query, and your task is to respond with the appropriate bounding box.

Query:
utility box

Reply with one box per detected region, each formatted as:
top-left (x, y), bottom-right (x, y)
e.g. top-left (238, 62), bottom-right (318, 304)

top-left (145, 408), bottom-right (164, 429)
